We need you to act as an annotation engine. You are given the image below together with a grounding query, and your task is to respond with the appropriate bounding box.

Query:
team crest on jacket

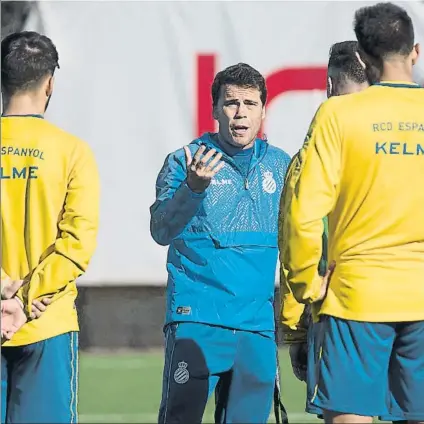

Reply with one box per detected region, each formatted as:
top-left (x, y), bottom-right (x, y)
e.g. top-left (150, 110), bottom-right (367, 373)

top-left (262, 171), bottom-right (276, 194)
top-left (174, 361), bottom-right (189, 384)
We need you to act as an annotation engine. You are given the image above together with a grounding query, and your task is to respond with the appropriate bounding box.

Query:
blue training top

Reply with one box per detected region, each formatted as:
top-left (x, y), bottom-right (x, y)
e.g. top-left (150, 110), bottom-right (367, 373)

top-left (150, 133), bottom-right (291, 332)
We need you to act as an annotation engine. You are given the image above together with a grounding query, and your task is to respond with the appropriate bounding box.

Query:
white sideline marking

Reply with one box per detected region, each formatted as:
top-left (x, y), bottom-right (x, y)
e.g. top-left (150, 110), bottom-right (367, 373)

top-left (79, 412), bottom-right (321, 423)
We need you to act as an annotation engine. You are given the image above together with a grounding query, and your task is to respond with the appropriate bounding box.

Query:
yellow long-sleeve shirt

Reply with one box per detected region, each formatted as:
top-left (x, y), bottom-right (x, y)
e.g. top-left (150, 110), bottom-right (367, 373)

top-left (280, 82), bottom-right (424, 323)
top-left (1, 115), bottom-right (100, 346)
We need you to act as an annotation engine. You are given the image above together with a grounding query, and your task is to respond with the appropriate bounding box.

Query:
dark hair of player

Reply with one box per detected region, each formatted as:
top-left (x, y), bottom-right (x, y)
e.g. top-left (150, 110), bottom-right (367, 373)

top-left (328, 41), bottom-right (368, 85)
top-left (354, 2), bottom-right (415, 62)
top-left (1, 31), bottom-right (59, 97)
top-left (211, 63), bottom-right (267, 107)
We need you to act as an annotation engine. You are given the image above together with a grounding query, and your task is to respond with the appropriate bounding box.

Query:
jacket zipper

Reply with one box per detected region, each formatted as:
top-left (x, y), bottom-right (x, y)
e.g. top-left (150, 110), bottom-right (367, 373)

top-left (227, 150), bottom-right (267, 190)
top-left (200, 140), bottom-right (268, 191)
top-left (244, 154), bottom-right (266, 190)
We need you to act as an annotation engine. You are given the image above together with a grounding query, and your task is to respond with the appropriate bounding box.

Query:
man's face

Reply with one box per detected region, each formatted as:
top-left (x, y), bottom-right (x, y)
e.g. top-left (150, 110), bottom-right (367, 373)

top-left (213, 84), bottom-right (265, 149)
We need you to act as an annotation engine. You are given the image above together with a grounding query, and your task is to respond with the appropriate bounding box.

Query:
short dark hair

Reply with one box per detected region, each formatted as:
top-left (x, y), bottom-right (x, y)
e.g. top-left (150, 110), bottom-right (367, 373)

top-left (328, 41), bottom-right (368, 85)
top-left (1, 31), bottom-right (59, 96)
top-left (211, 63), bottom-right (267, 107)
top-left (357, 46), bottom-right (382, 85)
top-left (354, 2), bottom-right (415, 61)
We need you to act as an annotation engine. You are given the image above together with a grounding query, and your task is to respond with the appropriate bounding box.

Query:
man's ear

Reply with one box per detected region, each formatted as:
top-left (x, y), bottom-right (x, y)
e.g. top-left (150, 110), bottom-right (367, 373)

top-left (261, 105), bottom-right (266, 120)
top-left (212, 105), bottom-right (218, 120)
top-left (46, 75), bottom-right (55, 97)
top-left (412, 43), bottom-right (420, 65)
top-left (327, 76), bottom-right (333, 98)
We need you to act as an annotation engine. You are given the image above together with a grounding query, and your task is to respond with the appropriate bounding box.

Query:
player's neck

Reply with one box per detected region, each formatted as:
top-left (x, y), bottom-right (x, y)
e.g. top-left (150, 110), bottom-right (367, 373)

top-left (380, 59), bottom-right (414, 84)
top-left (2, 94), bottom-right (45, 117)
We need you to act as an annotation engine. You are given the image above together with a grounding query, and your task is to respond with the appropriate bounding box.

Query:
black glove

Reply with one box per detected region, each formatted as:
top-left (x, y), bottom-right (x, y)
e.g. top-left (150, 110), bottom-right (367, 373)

top-left (289, 342), bottom-right (308, 382)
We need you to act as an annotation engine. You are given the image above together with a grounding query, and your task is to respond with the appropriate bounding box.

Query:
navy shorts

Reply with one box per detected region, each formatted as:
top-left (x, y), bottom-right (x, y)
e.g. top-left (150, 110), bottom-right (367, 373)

top-left (311, 316), bottom-right (424, 420)
top-left (1, 332), bottom-right (79, 424)
top-left (158, 322), bottom-right (276, 423)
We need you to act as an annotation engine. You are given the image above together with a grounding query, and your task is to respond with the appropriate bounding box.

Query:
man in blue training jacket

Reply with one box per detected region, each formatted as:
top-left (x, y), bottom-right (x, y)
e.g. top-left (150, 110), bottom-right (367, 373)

top-left (150, 62), bottom-right (291, 423)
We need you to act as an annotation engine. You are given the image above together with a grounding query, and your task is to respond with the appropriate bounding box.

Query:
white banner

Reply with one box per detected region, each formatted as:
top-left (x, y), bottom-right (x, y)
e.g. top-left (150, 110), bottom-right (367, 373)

top-left (23, 1), bottom-right (424, 285)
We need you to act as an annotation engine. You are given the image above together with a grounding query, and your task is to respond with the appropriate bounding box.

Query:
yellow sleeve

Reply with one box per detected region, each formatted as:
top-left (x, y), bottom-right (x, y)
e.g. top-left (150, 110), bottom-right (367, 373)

top-left (280, 101), bottom-right (341, 305)
top-left (22, 142), bottom-right (100, 315)
top-left (1, 269), bottom-right (9, 280)
top-left (279, 154), bottom-right (307, 343)
top-left (1, 269), bottom-right (10, 298)
top-left (280, 265), bottom-right (309, 344)
top-left (1, 270), bottom-right (25, 305)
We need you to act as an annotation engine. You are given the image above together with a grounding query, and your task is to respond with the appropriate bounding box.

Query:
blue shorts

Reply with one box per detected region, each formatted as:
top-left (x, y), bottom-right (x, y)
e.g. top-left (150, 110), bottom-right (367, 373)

top-left (158, 322), bottom-right (277, 423)
top-left (305, 320), bottom-right (403, 422)
top-left (1, 332), bottom-right (79, 424)
top-left (311, 316), bottom-right (424, 420)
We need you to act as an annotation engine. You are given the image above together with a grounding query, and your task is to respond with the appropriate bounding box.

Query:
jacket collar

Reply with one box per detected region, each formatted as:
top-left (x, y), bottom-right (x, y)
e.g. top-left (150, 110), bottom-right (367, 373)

top-left (193, 132), bottom-right (268, 161)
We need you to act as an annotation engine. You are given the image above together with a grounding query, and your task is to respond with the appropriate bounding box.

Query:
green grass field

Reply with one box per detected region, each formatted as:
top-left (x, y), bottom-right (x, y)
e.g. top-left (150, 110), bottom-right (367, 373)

top-left (78, 348), bottom-right (321, 423)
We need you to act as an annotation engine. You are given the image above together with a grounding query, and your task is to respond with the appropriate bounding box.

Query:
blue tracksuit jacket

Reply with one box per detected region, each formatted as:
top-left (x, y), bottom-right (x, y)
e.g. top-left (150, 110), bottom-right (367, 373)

top-left (150, 132), bottom-right (291, 331)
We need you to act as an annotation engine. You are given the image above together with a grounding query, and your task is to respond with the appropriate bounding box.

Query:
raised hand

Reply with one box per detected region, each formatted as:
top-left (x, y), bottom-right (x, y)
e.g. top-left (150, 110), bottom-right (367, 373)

top-left (183, 145), bottom-right (224, 193)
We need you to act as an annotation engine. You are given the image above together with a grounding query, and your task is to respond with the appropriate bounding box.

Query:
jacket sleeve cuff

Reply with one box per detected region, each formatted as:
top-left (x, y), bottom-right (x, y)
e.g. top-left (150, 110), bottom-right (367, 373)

top-left (309, 273), bottom-right (324, 303)
top-left (15, 291), bottom-right (32, 320)
top-left (294, 273), bottom-right (323, 305)
top-left (181, 181), bottom-right (207, 199)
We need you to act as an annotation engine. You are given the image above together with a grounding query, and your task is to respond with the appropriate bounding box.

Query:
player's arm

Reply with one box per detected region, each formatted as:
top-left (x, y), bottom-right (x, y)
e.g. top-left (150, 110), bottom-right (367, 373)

top-left (1, 269), bottom-right (8, 282)
top-left (19, 143), bottom-right (100, 317)
top-left (280, 224), bottom-right (329, 343)
top-left (279, 154), bottom-right (308, 344)
top-left (1, 268), bottom-right (12, 298)
top-left (279, 102), bottom-right (341, 305)
top-left (279, 156), bottom-right (327, 343)
top-left (150, 146), bottom-right (223, 246)
top-left (150, 151), bottom-right (206, 246)
top-left (1, 269), bottom-right (24, 300)
top-left (280, 278), bottom-right (308, 344)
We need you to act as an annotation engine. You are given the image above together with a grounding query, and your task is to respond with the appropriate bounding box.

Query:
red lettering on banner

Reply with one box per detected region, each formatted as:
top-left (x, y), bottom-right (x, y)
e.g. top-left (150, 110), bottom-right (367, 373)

top-left (195, 54), bottom-right (327, 138)
top-left (259, 67), bottom-right (327, 138)
top-left (196, 54), bottom-right (216, 137)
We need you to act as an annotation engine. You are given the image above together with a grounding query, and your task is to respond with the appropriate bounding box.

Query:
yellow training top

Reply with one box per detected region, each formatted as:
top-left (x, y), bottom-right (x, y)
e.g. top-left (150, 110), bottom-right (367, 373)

top-left (1, 115), bottom-right (99, 346)
top-left (280, 82), bottom-right (424, 323)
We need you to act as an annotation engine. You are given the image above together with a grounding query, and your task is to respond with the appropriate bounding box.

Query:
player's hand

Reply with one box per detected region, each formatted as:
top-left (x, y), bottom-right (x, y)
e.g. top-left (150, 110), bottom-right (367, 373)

top-left (316, 261), bottom-right (336, 302)
top-left (30, 297), bottom-right (52, 319)
top-left (1, 298), bottom-right (27, 342)
top-left (1, 278), bottom-right (25, 299)
top-left (184, 145), bottom-right (224, 193)
top-left (289, 342), bottom-right (308, 382)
